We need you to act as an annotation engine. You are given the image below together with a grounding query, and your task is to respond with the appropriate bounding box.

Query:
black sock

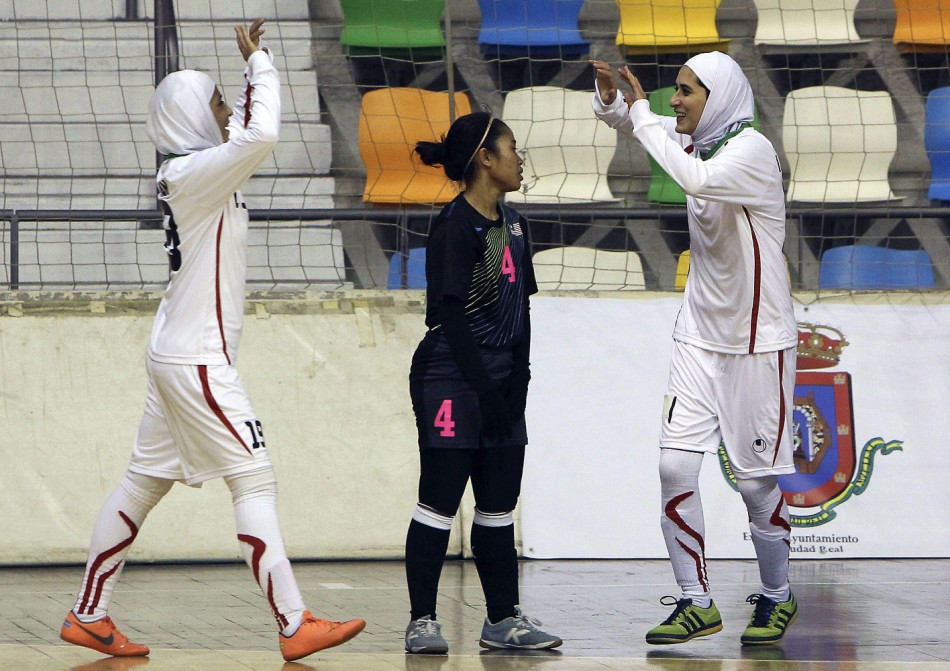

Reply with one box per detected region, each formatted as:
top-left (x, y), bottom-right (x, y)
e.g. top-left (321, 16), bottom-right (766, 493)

top-left (471, 523), bottom-right (519, 623)
top-left (406, 519), bottom-right (451, 621)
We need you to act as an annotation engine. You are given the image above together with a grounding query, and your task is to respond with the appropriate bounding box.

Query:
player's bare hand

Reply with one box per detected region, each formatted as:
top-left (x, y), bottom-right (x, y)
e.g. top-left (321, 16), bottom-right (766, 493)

top-left (235, 18), bottom-right (266, 62)
top-left (618, 65), bottom-right (647, 104)
top-left (590, 60), bottom-right (619, 105)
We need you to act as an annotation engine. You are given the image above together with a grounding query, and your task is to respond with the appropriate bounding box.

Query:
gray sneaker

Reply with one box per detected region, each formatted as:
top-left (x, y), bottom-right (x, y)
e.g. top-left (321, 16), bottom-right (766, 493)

top-left (405, 615), bottom-right (449, 654)
top-left (479, 607), bottom-right (562, 650)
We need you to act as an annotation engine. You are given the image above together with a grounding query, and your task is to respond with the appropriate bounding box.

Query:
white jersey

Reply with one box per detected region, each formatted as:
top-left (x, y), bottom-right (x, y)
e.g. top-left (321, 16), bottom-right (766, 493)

top-left (148, 50), bottom-right (280, 365)
top-left (593, 93), bottom-right (797, 354)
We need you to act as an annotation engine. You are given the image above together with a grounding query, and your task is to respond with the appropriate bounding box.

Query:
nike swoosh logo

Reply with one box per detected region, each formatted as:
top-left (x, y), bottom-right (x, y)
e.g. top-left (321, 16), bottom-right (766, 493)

top-left (77, 622), bottom-right (115, 646)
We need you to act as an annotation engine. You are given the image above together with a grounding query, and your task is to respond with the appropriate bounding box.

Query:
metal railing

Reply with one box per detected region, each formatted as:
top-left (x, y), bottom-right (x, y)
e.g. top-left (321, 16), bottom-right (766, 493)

top-left (2, 206), bottom-right (947, 292)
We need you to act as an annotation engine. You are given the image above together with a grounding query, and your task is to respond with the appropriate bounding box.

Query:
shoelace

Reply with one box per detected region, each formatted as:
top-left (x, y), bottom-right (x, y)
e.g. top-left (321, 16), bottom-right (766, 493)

top-left (658, 595), bottom-right (692, 625)
top-left (413, 617), bottom-right (440, 637)
top-left (746, 594), bottom-right (777, 627)
top-left (513, 612), bottom-right (543, 630)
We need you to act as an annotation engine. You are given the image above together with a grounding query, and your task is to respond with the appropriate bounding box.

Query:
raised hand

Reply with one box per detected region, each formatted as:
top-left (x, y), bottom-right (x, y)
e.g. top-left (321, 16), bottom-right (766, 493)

top-left (618, 65), bottom-right (647, 104)
top-left (591, 61), bottom-right (647, 108)
top-left (235, 18), bottom-right (266, 62)
top-left (590, 60), bottom-right (619, 105)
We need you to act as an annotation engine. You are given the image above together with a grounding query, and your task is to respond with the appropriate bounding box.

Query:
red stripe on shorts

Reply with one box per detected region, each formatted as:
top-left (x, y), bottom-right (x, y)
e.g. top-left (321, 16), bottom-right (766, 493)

top-left (772, 351), bottom-right (787, 467)
top-left (198, 365), bottom-right (252, 455)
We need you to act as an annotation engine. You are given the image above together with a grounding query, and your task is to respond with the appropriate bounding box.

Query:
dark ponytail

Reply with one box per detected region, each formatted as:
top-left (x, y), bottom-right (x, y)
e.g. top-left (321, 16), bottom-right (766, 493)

top-left (414, 140), bottom-right (449, 169)
top-left (414, 112), bottom-right (508, 183)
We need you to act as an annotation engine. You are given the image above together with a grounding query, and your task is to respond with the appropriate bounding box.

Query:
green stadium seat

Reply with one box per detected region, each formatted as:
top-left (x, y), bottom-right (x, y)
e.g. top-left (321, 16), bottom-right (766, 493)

top-left (339, 0), bottom-right (445, 56)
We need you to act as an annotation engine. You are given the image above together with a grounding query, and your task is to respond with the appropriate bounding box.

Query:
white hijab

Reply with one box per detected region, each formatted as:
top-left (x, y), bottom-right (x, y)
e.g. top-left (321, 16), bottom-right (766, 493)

top-left (684, 51), bottom-right (755, 154)
top-left (146, 69), bottom-right (222, 156)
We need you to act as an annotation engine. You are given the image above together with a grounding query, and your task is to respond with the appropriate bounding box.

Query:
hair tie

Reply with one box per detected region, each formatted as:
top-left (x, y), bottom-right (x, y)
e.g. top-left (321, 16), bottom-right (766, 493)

top-left (460, 117), bottom-right (494, 179)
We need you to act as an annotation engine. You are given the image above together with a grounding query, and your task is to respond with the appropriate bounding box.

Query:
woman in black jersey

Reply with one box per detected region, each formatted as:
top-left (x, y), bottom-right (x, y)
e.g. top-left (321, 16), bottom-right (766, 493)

top-left (402, 112), bottom-right (562, 654)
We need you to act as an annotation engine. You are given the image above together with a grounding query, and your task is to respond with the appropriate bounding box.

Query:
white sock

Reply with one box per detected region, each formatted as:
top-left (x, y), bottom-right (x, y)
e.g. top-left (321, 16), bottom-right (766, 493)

top-left (658, 449), bottom-right (712, 604)
top-left (74, 472), bottom-right (172, 620)
top-left (738, 476), bottom-right (791, 602)
top-left (227, 470), bottom-right (306, 636)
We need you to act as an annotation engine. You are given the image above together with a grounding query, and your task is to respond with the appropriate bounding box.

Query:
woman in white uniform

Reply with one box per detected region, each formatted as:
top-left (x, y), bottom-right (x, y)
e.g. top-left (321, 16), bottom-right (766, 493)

top-left (59, 19), bottom-right (365, 662)
top-left (592, 52), bottom-right (799, 647)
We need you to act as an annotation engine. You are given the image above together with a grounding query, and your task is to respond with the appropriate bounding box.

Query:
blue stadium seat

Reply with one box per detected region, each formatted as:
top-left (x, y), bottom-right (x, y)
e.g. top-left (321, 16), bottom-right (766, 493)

top-left (819, 245), bottom-right (934, 289)
top-left (477, 0), bottom-right (589, 58)
top-left (387, 248), bottom-right (428, 289)
top-left (925, 86), bottom-right (950, 201)
top-left (883, 249), bottom-right (935, 289)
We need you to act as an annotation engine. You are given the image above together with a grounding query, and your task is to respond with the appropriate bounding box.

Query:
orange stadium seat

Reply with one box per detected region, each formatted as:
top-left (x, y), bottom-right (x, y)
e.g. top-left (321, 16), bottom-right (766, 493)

top-left (358, 87), bottom-right (472, 205)
top-left (893, 0), bottom-right (950, 53)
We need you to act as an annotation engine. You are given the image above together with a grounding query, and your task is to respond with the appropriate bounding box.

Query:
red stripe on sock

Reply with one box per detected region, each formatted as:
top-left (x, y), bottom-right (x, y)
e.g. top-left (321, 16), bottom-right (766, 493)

top-left (78, 511), bottom-right (139, 615)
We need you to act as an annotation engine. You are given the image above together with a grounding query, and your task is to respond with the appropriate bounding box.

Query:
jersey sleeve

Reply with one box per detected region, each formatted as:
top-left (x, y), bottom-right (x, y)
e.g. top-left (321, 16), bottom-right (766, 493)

top-left (520, 215), bottom-right (539, 296)
top-left (427, 216), bottom-right (480, 303)
top-left (592, 83), bottom-right (683, 144)
top-left (630, 100), bottom-right (780, 206)
top-left (162, 50), bottom-right (281, 218)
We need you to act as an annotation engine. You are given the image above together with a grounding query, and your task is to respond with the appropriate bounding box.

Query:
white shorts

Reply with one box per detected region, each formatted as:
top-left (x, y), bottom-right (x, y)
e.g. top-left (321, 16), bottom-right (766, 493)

top-left (129, 357), bottom-right (272, 486)
top-left (659, 340), bottom-right (796, 479)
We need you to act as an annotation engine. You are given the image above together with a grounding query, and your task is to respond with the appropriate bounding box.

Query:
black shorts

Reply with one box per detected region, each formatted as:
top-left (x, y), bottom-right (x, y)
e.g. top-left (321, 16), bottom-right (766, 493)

top-left (410, 333), bottom-right (528, 450)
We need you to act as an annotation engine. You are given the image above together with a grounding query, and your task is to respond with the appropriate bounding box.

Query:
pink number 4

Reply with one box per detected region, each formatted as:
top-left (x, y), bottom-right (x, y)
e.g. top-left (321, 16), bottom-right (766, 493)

top-left (434, 399), bottom-right (456, 437)
top-left (501, 246), bottom-right (516, 283)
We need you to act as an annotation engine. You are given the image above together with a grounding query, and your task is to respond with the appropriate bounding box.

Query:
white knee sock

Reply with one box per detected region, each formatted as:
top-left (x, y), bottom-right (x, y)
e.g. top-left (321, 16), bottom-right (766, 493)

top-left (227, 470), bottom-right (306, 636)
top-left (658, 448), bottom-right (711, 607)
top-left (73, 471), bottom-right (172, 621)
top-left (737, 476), bottom-right (791, 602)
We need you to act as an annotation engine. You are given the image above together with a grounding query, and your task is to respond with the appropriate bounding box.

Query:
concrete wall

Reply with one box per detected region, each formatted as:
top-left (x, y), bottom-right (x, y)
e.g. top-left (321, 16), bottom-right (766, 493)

top-left (0, 291), bottom-right (430, 565)
top-left (5, 289), bottom-right (949, 566)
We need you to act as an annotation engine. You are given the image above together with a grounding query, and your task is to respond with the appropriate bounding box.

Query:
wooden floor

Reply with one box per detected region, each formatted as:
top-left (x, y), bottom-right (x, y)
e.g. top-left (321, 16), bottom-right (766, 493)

top-left (1, 559), bottom-right (947, 671)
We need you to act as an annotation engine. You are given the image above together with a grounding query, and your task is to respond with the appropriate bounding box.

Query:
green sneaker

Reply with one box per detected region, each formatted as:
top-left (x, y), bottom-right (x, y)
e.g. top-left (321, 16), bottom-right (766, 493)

top-left (645, 596), bottom-right (723, 645)
top-left (741, 593), bottom-right (798, 645)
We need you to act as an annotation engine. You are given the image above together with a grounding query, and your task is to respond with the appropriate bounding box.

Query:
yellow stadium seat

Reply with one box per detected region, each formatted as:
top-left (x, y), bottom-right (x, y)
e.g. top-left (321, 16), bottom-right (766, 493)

top-left (615, 0), bottom-right (729, 55)
top-left (358, 87), bottom-right (472, 205)
top-left (675, 249), bottom-right (690, 290)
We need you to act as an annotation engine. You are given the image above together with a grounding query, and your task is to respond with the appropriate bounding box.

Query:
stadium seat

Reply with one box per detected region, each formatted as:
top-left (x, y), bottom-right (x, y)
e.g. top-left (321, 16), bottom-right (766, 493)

top-left (819, 245), bottom-right (935, 289)
top-left (502, 86), bottom-right (617, 204)
top-left (387, 247), bottom-right (428, 289)
top-left (358, 87), bottom-right (471, 205)
top-left (783, 86), bottom-right (900, 203)
top-left (647, 87), bottom-right (687, 205)
top-left (884, 249), bottom-right (937, 288)
top-left (615, 0), bottom-right (729, 55)
top-left (476, 0), bottom-right (589, 58)
top-left (752, 0), bottom-right (865, 48)
top-left (645, 87), bottom-right (760, 204)
top-left (338, 0), bottom-right (445, 55)
top-left (675, 249), bottom-right (690, 290)
top-left (925, 86), bottom-right (950, 201)
top-left (532, 247), bottom-right (645, 290)
top-left (893, 0), bottom-right (950, 53)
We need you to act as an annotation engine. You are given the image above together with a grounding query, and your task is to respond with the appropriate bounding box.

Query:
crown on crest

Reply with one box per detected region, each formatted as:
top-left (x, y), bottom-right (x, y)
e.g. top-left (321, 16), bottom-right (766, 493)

top-left (797, 323), bottom-right (849, 369)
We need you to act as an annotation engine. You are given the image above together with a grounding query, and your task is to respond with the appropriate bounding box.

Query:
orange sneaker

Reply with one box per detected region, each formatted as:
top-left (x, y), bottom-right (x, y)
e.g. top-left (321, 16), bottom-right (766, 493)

top-left (60, 611), bottom-right (150, 657)
top-left (279, 610), bottom-right (366, 661)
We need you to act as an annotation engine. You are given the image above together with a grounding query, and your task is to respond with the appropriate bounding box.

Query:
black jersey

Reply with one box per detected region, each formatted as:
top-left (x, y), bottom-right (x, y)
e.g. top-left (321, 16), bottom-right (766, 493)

top-left (424, 194), bottom-right (536, 350)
